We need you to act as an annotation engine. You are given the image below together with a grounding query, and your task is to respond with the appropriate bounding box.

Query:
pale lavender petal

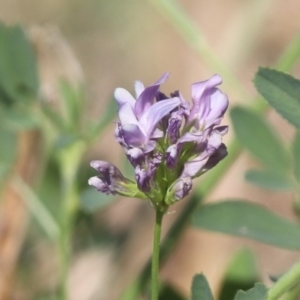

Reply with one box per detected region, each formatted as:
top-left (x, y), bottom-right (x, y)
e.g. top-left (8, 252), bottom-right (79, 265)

top-left (202, 143), bottom-right (227, 173)
top-left (166, 144), bottom-right (179, 168)
top-left (206, 130), bottom-right (222, 154)
top-left (134, 81), bottom-right (145, 98)
top-left (187, 74), bottom-right (223, 128)
top-left (88, 176), bottom-right (112, 194)
top-left (121, 124), bottom-right (146, 147)
top-left (139, 97), bottom-right (181, 137)
top-left (135, 72), bottom-right (170, 117)
top-left (182, 152), bottom-right (210, 178)
top-left (152, 128), bottom-right (164, 139)
top-left (167, 177), bottom-right (193, 203)
top-left (143, 140), bottom-right (157, 153)
top-left (191, 74), bottom-right (222, 101)
top-left (118, 103), bottom-right (140, 127)
top-left (114, 88), bottom-right (136, 108)
top-left (204, 89), bottom-right (229, 128)
top-left (89, 160), bottom-right (129, 195)
top-left (127, 147), bottom-right (145, 167)
top-left (178, 131), bottom-right (205, 144)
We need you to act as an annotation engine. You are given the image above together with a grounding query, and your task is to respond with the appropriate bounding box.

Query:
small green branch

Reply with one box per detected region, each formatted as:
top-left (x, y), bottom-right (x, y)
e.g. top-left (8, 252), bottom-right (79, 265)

top-left (268, 261), bottom-right (300, 300)
top-left (151, 208), bottom-right (165, 300)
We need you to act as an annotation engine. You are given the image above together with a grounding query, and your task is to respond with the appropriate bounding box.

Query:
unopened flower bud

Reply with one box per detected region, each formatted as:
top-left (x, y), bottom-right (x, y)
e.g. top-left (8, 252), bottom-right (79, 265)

top-left (165, 177), bottom-right (192, 205)
top-left (89, 160), bottom-right (147, 199)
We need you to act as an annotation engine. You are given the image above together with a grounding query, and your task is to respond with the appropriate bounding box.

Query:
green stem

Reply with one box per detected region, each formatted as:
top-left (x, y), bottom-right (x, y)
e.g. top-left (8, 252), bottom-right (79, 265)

top-left (151, 208), bottom-right (165, 300)
top-left (56, 141), bottom-right (85, 300)
top-left (267, 261), bottom-right (300, 300)
top-left (282, 283), bottom-right (300, 300)
top-left (57, 181), bottom-right (78, 300)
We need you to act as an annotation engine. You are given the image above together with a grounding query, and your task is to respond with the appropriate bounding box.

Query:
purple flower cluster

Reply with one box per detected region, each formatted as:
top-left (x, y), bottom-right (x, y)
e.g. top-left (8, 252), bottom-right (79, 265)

top-left (89, 73), bottom-right (228, 207)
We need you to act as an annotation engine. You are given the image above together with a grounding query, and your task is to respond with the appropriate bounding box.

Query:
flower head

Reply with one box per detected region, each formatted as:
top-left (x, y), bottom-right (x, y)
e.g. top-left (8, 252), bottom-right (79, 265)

top-left (89, 73), bottom-right (229, 210)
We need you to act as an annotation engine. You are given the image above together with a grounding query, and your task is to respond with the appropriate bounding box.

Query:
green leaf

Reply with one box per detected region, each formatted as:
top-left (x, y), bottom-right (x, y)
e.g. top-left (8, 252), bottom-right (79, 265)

top-left (245, 169), bottom-right (295, 191)
top-left (59, 80), bottom-right (84, 131)
top-left (254, 67), bottom-right (300, 129)
top-left (80, 188), bottom-right (116, 212)
top-left (0, 127), bottom-right (17, 178)
top-left (192, 201), bottom-right (300, 250)
top-left (292, 131), bottom-right (300, 182)
top-left (191, 274), bottom-right (214, 300)
top-left (234, 283), bottom-right (267, 300)
top-left (0, 23), bottom-right (39, 105)
top-left (230, 106), bottom-right (289, 172)
top-left (1, 108), bottom-right (38, 131)
top-left (219, 249), bottom-right (260, 300)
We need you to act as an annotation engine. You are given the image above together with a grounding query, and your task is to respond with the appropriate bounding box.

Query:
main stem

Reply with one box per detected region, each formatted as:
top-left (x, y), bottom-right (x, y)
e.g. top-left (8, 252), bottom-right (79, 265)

top-left (151, 208), bottom-right (165, 300)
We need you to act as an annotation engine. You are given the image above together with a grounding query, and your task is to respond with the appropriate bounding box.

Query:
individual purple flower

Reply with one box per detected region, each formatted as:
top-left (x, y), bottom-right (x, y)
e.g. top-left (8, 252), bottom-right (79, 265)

top-left (180, 128), bottom-right (227, 178)
top-left (164, 75), bottom-right (229, 184)
top-left (114, 73), bottom-right (181, 150)
top-left (88, 160), bottom-right (147, 198)
top-left (186, 74), bottom-right (229, 131)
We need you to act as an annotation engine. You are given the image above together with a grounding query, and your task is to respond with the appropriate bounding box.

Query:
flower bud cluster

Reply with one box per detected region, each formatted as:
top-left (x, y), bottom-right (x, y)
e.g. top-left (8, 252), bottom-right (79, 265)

top-left (89, 73), bottom-right (228, 209)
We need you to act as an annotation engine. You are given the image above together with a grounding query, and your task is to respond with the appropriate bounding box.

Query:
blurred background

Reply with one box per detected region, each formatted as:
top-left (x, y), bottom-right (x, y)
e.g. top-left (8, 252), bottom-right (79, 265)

top-left (1, 0), bottom-right (300, 299)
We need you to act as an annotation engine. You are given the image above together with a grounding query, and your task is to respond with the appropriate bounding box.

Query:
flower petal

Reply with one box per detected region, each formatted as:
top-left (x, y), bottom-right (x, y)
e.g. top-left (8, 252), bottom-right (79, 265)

top-left (121, 124), bottom-right (146, 147)
top-left (166, 177), bottom-right (193, 204)
top-left (166, 144), bottom-right (179, 168)
top-left (118, 103), bottom-right (139, 126)
top-left (202, 143), bottom-right (227, 173)
top-left (191, 74), bottom-right (222, 101)
top-left (114, 88), bottom-right (136, 108)
top-left (204, 89), bottom-right (229, 128)
top-left (127, 147), bottom-right (145, 167)
top-left (135, 72), bottom-right (170, 118)
top-left (187, 74), bottom-right (224, 128)
top-left (207, 130), bottom-right (222, 154)
top-left (182, 151), bottom-right (210, 178)
top-left (134, 80), bottom-right (145, 98)
top-left (88, 176), bottom-right (112, 194)
top-left (139, 97), bottom-right (181, 137)
top-left (178, 131), bottom-right (205, 144)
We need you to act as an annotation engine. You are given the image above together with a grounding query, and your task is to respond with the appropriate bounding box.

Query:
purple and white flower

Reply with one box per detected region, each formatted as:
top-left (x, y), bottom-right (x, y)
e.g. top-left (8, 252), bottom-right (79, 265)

top-left (114, 73), bottom-right (181, 151)
top-left (89, 73), bottom-right (229, 208)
